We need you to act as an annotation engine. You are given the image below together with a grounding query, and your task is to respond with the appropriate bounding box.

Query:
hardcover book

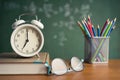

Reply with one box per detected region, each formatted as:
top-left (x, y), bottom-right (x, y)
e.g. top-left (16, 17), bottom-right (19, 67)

top-left (0, 52), bottom-right (50, 75)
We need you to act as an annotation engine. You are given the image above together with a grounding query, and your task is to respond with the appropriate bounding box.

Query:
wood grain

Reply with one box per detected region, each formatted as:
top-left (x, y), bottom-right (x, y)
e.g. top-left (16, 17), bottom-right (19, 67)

top-left (0, 60), bottom-right (120, 80)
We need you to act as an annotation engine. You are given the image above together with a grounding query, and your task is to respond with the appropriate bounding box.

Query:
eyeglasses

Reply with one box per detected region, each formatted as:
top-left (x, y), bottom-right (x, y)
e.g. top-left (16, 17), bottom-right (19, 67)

top-left (51, 57), bottom-right (84, 75)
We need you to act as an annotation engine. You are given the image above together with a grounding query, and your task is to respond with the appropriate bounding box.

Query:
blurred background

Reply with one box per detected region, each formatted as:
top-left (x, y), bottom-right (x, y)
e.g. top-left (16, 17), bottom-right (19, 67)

top-left (0, 0), bottom-right (120, 59)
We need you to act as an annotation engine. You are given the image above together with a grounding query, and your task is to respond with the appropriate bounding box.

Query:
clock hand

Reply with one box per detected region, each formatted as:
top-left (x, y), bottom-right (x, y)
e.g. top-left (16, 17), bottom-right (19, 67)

top-left (26, 28), bottom-right (29, 41)
top-left (22, 40), bottom-right (28, 49)
top-left (22, 38), bottom-right (29, 49)
top-left (22, 29), bottom-right (29, 49)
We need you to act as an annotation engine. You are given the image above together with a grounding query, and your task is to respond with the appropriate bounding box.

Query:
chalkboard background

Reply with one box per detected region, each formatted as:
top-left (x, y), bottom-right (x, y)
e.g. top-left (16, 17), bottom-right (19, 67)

top-left (0, 0), bottom-right (120, 59)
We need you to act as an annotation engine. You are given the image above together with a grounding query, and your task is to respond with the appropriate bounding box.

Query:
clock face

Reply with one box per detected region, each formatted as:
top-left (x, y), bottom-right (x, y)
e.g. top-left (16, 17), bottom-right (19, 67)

top-left (11, 24), bottom-right (44, 57)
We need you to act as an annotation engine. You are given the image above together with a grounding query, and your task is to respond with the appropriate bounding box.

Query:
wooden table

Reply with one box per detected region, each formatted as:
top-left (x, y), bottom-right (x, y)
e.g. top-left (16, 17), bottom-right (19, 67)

top-left (0, 60), bottom-right (120, 80)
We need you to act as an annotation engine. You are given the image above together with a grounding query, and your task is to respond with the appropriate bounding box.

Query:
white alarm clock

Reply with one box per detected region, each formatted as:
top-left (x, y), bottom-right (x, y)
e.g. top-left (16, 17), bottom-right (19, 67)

top-left (10, 14), bottom-right (44, 57)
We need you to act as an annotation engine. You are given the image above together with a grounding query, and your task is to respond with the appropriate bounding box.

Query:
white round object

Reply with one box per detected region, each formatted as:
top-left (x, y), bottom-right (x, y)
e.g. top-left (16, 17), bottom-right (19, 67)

top-left (51, 58), bottom-right (67, 75)
top-left (71, 57), bottom-right (83, 71)
top-left (31, 20), bottom-right (44, 29)
top-left (12, 20), bottom-right (25, 29)
top-left (10, 24), bottom-right (44, 57)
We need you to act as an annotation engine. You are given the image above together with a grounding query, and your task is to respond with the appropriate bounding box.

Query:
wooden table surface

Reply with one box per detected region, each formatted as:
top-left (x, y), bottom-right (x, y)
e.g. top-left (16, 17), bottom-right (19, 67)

top-left (0, 60), bottom-right (120, 80)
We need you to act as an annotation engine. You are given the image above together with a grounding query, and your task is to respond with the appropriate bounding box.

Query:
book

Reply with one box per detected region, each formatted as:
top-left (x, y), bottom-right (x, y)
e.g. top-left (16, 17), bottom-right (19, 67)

top-left (0, 52), bottom-right (50, 75)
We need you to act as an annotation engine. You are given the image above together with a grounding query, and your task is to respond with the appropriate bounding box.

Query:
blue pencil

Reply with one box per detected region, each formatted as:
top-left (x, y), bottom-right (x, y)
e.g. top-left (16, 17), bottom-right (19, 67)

top-left (106, 18), bottom-right (116, 36)
top-left (97, 25), bottom-right (100, 37)
top-left (92, 25), bottom-right (96, 36)
top-left (82, 20), bottom-right (91, 37)
top-left (107, 26), bottom-right (116, 36)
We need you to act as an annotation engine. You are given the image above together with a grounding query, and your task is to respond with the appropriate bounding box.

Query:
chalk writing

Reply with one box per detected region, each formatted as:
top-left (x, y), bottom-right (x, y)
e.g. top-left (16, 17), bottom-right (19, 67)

top-left (80, 4), bottom-right (92, 18)
top-left (53, 31), bottom-right (67, 46)
top-left (2, 0), bottom-right (93, 47)
top-left (64, 3), bottom-right (71, 17)
top-left (24, 2), bottom-right (37, 14)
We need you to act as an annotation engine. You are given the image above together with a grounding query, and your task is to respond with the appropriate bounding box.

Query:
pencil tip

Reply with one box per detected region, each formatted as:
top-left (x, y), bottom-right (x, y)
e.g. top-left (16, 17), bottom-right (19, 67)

top-left (113, 26), bottom-right (116, 29)
top-left (88, 15), bottom-right (90, 19)
top-left (97, 25), bottom-right (100, 28)
top-left (83, 17), bottom-right (86, 20)
top-left (82, 20), bottom-right (84, 23)
top-left (77, 21), bottom-right (80, 24)
top-left (92, 25), bottom-right (94, 27)
top-left (77, 21), bottom-right (82, 25)
top-left (114, 18), bottom-right (117, 21)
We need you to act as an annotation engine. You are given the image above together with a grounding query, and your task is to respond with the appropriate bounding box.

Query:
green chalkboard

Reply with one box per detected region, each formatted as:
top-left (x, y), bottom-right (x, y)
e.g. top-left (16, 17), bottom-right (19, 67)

top-left (0, 0), bottom-right (120, 59)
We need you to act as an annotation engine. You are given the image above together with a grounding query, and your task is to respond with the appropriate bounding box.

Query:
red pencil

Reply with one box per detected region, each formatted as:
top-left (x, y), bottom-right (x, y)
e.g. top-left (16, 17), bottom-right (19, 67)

top-left (87, 21), bottom-right (94, 37)
top-left (88, 15), bottom-right (92, 23)
top-left (83, 20), bottom-right (91, 36)
top-left (87, 15), bottom-right (94, 37)
top-left (100, 19), bottom-right (109, 36)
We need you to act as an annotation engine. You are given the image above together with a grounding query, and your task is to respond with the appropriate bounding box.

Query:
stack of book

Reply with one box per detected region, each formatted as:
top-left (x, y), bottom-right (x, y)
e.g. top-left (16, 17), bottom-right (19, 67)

top-left (0, 52), bottom-right (50, 75)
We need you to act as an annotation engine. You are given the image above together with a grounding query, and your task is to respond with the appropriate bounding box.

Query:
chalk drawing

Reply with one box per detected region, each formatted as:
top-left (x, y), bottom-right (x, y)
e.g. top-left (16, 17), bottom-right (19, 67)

top-left (38, 8), bottom-right (43, 12)
top-left (68, 16), bottom-right (75, 30)
top-left (64, 3), bottom-right (71, 17)
top-left (59, 32), bottom-right (67, 46)
top-left (52, 16), bottom-right (75, 30)
top-left (51, 1), bottom-right (92, 46)
top-left (23, 2), bottom-right (37, 14)
top-left (59, 6), bottom-right (64, 13)
top-left (43, 3), bottom-right (54, 18)
top-left (3, 0), bottom-right (92, 47)
top-left (74, 7), bottom-right (80, 14)
top-left (53, 31), bottom-right (67, 46)
top-left (80, 4), bottom-right (91, 18)
top-left (38, 3), bottom-right (59, 18)
top-left (52, 22), bottom-right (58, 27)
top-left (53, 35), bottom-right (58, 39)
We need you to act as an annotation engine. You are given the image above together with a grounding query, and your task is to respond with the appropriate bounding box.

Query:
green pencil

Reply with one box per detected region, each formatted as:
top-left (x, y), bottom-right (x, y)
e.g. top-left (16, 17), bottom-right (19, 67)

top-left (103, 21), bottom-right (112, 37)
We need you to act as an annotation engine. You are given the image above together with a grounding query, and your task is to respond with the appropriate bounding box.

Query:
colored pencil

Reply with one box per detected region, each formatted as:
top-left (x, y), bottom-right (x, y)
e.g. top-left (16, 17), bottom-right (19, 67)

top-left (82, 20), bottom-right (91, 37)
top-left (77, 21), bottom-right (86, 36)
top-left (106, 18), bottom-right (116, 36)
top-left (77, 17), bottom-right (117, 63)
top-left (77, 17), bottom-right (116, 38)
top-left (103, 21), bottom-right (112, 37)
top-left (107, 26), bottom-right (116, 36)
top-left (97, 25), bottom-right (100, 37)
top-left (100, 19), bottom-right (109, 36)
top-left (92, 25), bottom-right (96, 36)
top-left (101, 21), bottom-right (110, 36)
top-left (87, 21), bottom-right (94, 37)
top-left (88, 15), bottom-right (92, 24)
